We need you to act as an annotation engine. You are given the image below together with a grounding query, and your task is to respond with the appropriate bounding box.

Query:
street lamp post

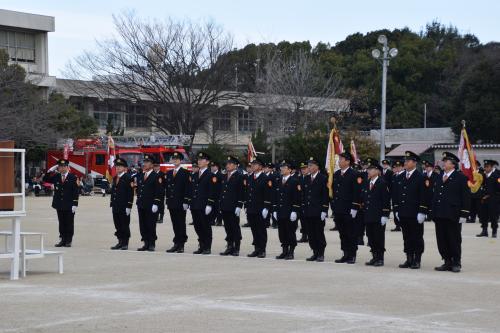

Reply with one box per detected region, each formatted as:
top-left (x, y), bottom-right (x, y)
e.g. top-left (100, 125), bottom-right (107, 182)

top-left (372, 35), bottom-right (398, 161)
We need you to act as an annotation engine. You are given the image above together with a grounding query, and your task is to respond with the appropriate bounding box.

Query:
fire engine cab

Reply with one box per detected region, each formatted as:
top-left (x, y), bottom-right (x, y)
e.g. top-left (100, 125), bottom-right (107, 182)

top-left (46, 135), bottom-right (193, 179)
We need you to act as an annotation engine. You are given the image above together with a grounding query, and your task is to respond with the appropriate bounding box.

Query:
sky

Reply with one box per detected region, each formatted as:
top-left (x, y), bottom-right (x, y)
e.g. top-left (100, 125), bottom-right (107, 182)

top-left (2, 0), bottom-right (499, 77)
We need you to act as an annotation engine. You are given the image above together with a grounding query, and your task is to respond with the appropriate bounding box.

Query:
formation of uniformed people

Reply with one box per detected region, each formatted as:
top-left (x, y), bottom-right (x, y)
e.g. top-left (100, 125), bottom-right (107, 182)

top-left (44, 149), bottom-right (499, 273)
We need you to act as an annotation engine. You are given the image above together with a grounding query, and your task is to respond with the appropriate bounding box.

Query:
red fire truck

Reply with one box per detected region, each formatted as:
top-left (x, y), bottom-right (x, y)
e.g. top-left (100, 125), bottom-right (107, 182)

top-left (46, 135), bottom-right (193, 179)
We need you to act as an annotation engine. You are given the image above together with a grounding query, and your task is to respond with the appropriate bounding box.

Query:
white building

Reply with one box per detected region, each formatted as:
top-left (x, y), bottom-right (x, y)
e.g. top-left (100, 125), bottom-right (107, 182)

top-left (0, 9), bottom-right (56, 92)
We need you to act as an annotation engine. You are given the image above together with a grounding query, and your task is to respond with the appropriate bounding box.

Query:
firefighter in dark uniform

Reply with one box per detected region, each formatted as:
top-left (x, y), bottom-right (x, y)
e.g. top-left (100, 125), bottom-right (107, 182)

top-left (209, 161), bottom-right (223, 226)
top-left (43, 159), bottom-right (79, 247)
top-left (136, 154), bottom-right (164, 251)
top-left (395, 151), bottom-right (429, 269)
top-left (355, 159), bottom-right (370, 245)
top-left (297, 162), bottom-right (310, 243)
top-left (264, 162), bottom-right (277, 228)
top-left (381, 159), bottom-right (393, 187)
top-left (332, 152), bottom-right (362, 264)
top-left (219, 156), bottom-right (245, 256)
top-left (109, 158), bottom-right (134, 250)
top-left (390, 160), bottom-right (405, 231)
top-left (303, 157), bottom-right (329, 262)
top-left (245, 158), bottom-right (272, 258)
top-left (188, 160), bottom-right (198, 226)
top-left (241, 163), bottom-right (252, 228)
top-left (421, 159), bottom-right (440, 222)
top-left (153, 162), bottom-right (166, 224)
top-left (190, 152), bottom-right (219, 254)
top-left (272, 159), bottom-right (302, 260)
top-left (361, 159), bottom-right (391, 267)
top-left (477, 160), bottom-right (500, 238)
top-left (432, 152), bottom-right (471, 273)
top-left (165, 152), bottom-right (192, 253)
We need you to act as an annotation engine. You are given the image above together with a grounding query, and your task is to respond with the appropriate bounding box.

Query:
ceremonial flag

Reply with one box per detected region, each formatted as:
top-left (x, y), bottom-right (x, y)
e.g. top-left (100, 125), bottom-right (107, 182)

top-left (106, 136), bottom-right (116, 182)
top-left (247, 140), bottom-right (257, 163)
top-left (63, 143), bottom-right (69, 160)
top-left (350, 139), bottom-right (360, 165)
top-left (326, 127), bottom-right (343, 198)
top-left (457, 122), bottom-right (482, 193)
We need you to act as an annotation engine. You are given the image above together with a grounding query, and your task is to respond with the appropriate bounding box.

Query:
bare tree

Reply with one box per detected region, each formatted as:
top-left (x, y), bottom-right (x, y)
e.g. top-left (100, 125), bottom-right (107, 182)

top-left (252, 49), bottom-right (344, 136)
top-left (65, 12), bottom-right (242, 147)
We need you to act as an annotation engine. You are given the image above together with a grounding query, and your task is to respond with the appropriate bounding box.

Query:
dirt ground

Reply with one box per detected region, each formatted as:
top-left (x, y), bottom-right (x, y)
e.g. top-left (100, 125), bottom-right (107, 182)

top-left (1, 195), bottom-right (499, 332)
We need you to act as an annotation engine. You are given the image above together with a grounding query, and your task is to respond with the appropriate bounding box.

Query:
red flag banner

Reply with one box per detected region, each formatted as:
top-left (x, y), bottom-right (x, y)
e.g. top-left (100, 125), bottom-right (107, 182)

top-left (458, 126), bottom-right (482, 193)
top-left (350, 139), bottom-right (360, 165)
top-left (106, 136), bottom-right (116, 182)
top-left (326, 128), bottom-right (344, 198)
top-left (247, 140), bottom-right (257, 163)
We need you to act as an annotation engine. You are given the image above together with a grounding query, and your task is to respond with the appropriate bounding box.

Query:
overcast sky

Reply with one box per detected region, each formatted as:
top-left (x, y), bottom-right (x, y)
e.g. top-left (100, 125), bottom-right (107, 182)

top-left (2, 0), bottom-right (499, 77)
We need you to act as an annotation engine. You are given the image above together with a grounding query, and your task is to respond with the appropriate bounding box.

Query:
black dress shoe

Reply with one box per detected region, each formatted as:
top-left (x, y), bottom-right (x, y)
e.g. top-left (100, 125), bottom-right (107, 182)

top-left (193, 248), bottom-right (203, 254)
top-left (306, 254), bottom-right (318, 261)
top-left (492, 231), bottom-right (497, 238)
top-left (451, 265), bottom-right (461, 273)
top-left (54, 241), bottom-right (65, 247)
top-left (202, 249), bottom-right (211, 255)
top-left (276, 247), bottom-right (288, 259)
top-left (220, 245), bottom-right (234, 256)
top-left (166, 244), bottom-right (179, 253)
top-left (399, 255), bottom-right (412, 268)
top-left (285, 252), bottom-right (294, 260)
top-left (372, 260), bottom-right (384, 267)
top-left (111, 242), bottom-right (122, 250)
top-left (346, 257), bottom-right (356, 264)
top-left (137, 245), bottom-right (148, 251)
top-left (434, 261), bottom-right (452, 271)
top-left (315, 256), bottom-right (324, 262)
top-left (63, 242), bottom-right (72, 248)
top-left (335, 256), bottom-right (348, 263)
top-left (147, 245), bottom-right (155, 252)
top-left (411, 261), bottom-right (421, 269)
top-left (257, 251), bottom-right (266, 258)
top-left (476, 230), bottom-right (488, 237)
top-left (365, 258), bottom-right (376, 266)
top-left (121, 245), bottom-right (128, 250)
top-left (176, 246), bottom-right (184, 253)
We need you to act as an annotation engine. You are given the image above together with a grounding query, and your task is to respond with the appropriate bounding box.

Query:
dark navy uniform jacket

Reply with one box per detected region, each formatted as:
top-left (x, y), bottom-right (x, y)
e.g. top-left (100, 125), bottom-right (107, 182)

top-left (272, 175), bottom-right (302, 219)
top-left (382, 168), bottom-right (394, 190)
top-left (135, 170), bottom-right (164, 210)
top-left (393, 169), bottom-right (428, 218)
top-left (110, 172), bottom-right (134, 213)
top-left (165, 167), bottom-right (192, 210)
top-left (245, 172), bottom-right (272, 214)
top-left (331, 168), bottom-right (362, 216)
top-left (431, 170), bottom-right (471, 220)
top-left (219, 170), bottom-right (245, 212)
top-left (190, 169), bottom-right (219, 210)
top-left (423, 170), bottom-right (440, 216)
top-left (302, 172), bottom-right (329, 218)
top-left (360, 176), bottom-right (391, 223)
top-left (43, 172), bottom-right (79, 211)
top-left (482, 169), bottom-right (500, 218)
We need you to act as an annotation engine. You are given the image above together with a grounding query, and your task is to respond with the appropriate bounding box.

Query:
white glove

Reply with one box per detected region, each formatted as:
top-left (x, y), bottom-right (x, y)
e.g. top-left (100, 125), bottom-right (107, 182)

top-left (235, 207), bottom-right (241, 217)
top-left (71, 206), bottom-right (77, 214)
top-left (48, 165), bottom-right (58, 172)
top-left (320, 212), bottom-right (327, 221)
top-left (125, 208), bottom-right (131, 216)
top-left (205, 205), bottom-right (212, 216)
top-left (459, 217), bottom-right (467, 224)
top-left (152, 204), bottom-right (158, 213)
top-left (381, 216), bottom-right (389, 226)
top-left (395, 212), bottom-right (399, 220)
top-left (350, 209), bottom-right (357, 219)
top-left (417, 213), bottom-right (426, 224)
top-left (262, 208), bottom-right (268, 219)
top-left (290, 212), bottom-right (297, 222)
top-left (273, 212), bottom-right (278, 220)
top-left (183, 203), bottom-right (189, 211)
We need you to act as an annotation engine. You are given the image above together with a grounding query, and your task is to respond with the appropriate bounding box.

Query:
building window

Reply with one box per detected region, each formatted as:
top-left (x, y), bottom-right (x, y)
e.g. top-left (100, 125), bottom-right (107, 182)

top-left (126, 104), bottom-right (149, 128)
top-left (213, 109), bottom-right (232, 131)
top-left (93, 112), bottom-right (123, 128)
top-left (0, 30), bottom-right (36, 63)
top-left (238, 109), bottom-right (257, 133)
